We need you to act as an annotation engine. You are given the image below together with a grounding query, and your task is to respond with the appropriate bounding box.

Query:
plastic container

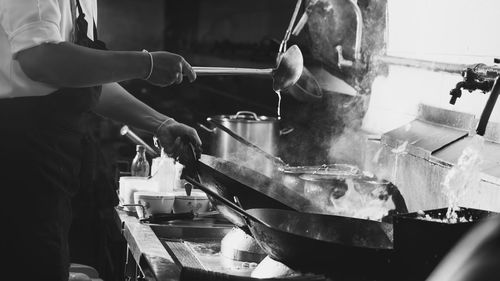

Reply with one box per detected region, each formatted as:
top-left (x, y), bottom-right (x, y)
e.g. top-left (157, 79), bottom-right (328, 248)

top-left (151, 156), bottom-right (183, 192)
top-left (173, 190), bottom-right (210, 214)
top-left (119, 176), bottom-right (159, 212)
top-left (133, 191), bottom-right (175, 218)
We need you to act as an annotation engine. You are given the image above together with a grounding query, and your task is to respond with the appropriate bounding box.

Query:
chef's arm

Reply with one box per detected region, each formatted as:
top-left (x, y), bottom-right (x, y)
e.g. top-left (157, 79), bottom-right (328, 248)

top-left (95, 83), bottom-right (202, 154)
top-left (15, 42), bottom-right (196, 87)
top-left (95, 83), bottom-right (166, 133)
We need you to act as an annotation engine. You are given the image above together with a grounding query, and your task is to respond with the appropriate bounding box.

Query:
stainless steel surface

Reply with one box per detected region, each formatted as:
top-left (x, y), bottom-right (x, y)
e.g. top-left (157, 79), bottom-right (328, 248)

top-left (150, 221), bottom-right (233, 239)
top-left (193, 67), bottom-right (272, 75)
top-left (418, 104), bottom-right (476, 133)
top-left (182, 153), bottom-right (320, 228)
top-left (120, 125), bottom-right (159, 158)
top-left (207, 111), bottom-right (281, 176)
top-left (348, 0), bottom-right (363, 62)
top-left (432, 136), bottom-right (500, 181)
top-left (276, 0), bottom-right (322, 101)
top-left (335, 0), bottom-right (363, 68)
top-left (275, 163), bottom-right (360, 194)
top-left (193, 45), bottom-right (303, 92)
top-left (207, 117), bottom-right (286, 167)
top-left (381, 119), bottom-right (469, 160)
top-left (284, 66), bottom-right (323, 102)
top-left (180, 176), bottom-right (394, 278)
top-left (277, 0), bottom-right (302, 56)
top-left (119, 209), bottom-right (181, 281)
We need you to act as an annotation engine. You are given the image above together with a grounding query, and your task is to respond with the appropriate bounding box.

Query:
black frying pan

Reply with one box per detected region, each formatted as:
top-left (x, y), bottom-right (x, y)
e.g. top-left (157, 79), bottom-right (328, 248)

top-left (183, 173), bottom-right (394, 280)
top-left (193, 154), bottom-right (321, 228)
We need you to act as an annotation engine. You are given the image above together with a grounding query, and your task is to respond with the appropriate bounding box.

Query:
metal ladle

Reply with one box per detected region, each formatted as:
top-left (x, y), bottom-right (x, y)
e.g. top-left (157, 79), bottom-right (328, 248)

top-left (277, 0), bottom-right (323, 102)
top-left (192, 45), bottom-right (303, 92)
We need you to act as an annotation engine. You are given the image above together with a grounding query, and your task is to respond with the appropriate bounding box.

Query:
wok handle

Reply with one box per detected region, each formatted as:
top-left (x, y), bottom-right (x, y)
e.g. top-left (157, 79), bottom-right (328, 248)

top-left (182, 175), bottom-right (271, 228)
top-left (193, 67), bottom-right (273, 76)
top-left (120, 125), bottom-right (160, 158)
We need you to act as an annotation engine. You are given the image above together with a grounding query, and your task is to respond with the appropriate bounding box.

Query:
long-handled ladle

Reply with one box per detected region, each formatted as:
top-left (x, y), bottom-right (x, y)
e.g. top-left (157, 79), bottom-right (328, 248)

top-left (192, 44), bottom-right (303, 92)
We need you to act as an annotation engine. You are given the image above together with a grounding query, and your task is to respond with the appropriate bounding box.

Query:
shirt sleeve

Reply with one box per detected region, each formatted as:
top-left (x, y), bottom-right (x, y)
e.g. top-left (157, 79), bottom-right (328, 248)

top-left (0, 0), bottom-right (64, 54)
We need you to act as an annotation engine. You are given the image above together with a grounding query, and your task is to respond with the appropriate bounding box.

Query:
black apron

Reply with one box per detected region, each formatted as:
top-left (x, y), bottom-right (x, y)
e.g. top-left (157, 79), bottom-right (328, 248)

top-left (0, 1), bottom-right (106, 280)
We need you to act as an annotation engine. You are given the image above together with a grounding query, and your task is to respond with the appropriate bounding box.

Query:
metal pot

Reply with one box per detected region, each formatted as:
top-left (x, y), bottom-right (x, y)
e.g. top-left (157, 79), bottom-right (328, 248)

top-left (204, 111), bottom-right (291, 176)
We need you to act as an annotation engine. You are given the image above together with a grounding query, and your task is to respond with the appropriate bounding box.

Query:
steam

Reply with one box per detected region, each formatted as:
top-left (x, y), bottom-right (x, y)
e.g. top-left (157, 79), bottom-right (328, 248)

top-left (223, 146), bottom-right (275, 177)
top-left (442, 135), bottom-right (485, 221)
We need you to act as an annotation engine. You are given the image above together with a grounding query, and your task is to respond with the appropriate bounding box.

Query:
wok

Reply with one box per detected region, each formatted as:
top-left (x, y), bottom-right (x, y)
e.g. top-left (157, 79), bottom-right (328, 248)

top-left (194, 154), bottom-right (321, 229)
top-left (182, 173), bottom-right (394, 280)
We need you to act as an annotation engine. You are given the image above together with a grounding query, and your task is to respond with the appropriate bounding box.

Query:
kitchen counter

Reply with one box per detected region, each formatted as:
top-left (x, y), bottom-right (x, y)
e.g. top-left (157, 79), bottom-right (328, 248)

top-left (118, 208), bottom-right (262, 280)
top-left (118, 208), bottom-right (181, 281)
top-left (118, 208), bottom-right (329, 281)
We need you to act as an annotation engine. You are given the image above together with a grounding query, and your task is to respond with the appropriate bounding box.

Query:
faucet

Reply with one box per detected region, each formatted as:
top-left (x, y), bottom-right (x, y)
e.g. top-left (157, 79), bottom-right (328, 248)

top-left (336, 0), bottom-right (363, 69)
top-left (449, 66), bottom-right (495, 105)
top-left (449, 61), bottom-right (500, 136)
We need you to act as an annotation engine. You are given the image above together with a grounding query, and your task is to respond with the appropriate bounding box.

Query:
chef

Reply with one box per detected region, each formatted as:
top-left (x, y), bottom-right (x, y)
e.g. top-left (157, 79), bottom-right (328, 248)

top-left (0, 0), bottom-right (201, 280)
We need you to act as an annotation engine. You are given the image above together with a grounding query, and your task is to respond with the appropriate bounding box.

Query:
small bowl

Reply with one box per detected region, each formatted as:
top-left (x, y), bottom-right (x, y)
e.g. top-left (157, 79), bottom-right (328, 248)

top-left (119, 176), bottom-right (160, 212)
top-left (173, 190), bottom-right (209, 214)
top-left (133, 191), bottom-right (175, 218)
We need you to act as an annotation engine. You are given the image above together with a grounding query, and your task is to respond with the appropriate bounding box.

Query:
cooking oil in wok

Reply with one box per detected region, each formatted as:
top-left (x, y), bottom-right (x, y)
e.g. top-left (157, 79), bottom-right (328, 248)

top-left (275, 90), bottom-right (282, 119)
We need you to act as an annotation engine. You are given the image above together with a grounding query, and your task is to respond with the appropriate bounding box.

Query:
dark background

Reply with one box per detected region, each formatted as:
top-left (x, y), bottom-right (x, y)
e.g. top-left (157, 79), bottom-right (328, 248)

top-left (94, 0), bottom-right (386, 172)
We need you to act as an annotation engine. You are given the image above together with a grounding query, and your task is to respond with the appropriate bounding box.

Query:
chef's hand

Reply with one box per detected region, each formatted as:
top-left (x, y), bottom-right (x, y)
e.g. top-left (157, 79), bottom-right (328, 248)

top-left (145, 51), bottom-right (196, 86)
top-left (155, 119), bottom-right (202, 160)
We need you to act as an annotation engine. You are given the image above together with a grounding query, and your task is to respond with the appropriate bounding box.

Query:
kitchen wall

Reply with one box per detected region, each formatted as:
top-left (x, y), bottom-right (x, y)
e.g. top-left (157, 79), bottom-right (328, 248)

top-left (359, 0), bottom-right (500, 212)
top-left (95, 0), bottom-right (321, 169)
top-left (363, 0), bottom-right (500, 135)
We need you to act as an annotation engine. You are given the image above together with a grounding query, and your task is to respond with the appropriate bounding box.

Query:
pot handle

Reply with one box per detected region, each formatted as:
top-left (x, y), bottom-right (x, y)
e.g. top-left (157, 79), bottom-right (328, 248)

top-left (197, 123), bottom-right (216, 134)
top-left (233, 111), bottom-right (259, 120)
top-left (280, 127), bottom-right (295, 135)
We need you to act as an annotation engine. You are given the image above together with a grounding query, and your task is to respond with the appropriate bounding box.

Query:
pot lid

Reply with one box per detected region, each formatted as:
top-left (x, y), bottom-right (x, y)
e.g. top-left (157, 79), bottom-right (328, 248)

top-left (208, 111), bottom-right (278, 123)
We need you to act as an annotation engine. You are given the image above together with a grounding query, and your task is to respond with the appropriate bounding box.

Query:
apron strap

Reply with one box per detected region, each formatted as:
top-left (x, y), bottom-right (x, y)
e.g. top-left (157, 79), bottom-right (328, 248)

top-left (75, 0), bottom-right (84, 18)
top-left (73, 0), bottom-right (100, 42)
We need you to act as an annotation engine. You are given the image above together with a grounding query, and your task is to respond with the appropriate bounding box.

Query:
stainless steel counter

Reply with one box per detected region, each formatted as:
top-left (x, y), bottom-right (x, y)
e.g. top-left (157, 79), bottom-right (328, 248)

top-left (118, 209), bottom-right (327, 281)
top-left (119, 209), bottom-right (181, 281)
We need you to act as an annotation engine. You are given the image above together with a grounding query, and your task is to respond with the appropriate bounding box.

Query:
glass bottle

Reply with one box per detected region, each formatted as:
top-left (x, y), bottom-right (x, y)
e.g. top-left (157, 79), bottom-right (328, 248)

top-left (131, 145), bottom-right (150, 177)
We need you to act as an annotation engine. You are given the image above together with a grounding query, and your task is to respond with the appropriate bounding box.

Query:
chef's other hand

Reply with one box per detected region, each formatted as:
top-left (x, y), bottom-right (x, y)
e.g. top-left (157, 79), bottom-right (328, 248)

top-left (145, 51), bottom-right (196, 86)
top-left (156, 119), bottom-right (202, 160)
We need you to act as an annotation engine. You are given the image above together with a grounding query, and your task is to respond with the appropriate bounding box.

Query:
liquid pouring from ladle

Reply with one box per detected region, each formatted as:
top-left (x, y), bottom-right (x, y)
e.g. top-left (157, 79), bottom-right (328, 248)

top-left (192, 44), bottom-right (304, 92)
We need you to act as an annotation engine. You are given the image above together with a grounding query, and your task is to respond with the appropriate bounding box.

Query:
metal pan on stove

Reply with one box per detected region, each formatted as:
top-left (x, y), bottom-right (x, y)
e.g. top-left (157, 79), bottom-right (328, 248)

top-left (183, 172), bottom-right (394, 280)
top-left (191, 154), bottom-right (320, 229)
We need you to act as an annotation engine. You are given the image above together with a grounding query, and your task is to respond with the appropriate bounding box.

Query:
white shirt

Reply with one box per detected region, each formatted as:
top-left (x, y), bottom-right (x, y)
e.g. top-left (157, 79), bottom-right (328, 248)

top-left (0, 0), bottom-right (98, 98)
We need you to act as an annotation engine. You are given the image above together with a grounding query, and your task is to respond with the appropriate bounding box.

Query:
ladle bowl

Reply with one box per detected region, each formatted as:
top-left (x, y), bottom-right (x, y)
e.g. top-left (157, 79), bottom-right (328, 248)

top-left (283, 66), bottom-right (323, 102)
top-left (192, 45), bottom-right (304, 92)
